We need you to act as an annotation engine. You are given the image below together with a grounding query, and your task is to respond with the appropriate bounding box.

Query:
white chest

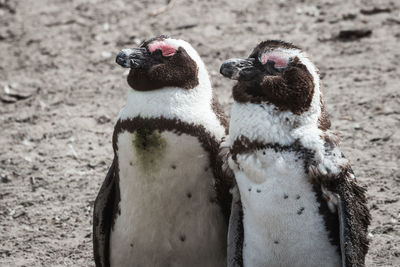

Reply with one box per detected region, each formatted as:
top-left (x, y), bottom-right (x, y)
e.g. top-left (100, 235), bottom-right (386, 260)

top-left (230, 149), bottom-right (340, 267)
top-left (110, 130), bottom-right (226, 267)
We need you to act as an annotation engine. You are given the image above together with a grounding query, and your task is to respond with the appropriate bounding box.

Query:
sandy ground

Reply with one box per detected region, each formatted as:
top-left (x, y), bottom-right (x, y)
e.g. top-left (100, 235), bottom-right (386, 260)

top-left (0, 0), bottom-right (399, 266)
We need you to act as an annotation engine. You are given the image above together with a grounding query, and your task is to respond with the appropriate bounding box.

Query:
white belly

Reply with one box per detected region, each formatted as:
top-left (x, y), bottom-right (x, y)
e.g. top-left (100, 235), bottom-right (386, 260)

top-left (110, 130), bottom-right (226, 267)
top-left (232, 149), bottom-right (340, 267)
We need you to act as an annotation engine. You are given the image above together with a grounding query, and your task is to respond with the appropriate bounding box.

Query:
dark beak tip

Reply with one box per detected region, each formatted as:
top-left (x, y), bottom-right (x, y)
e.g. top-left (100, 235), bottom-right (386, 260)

top-left (220, 58), bottom-right (256, 80)
top-left (116, 56), bottom-right (130, 68)
top-left (115, 55), bottom-right (123, 64)
top-left (219, 64), bottom-right (232, 78)
top-left (116, 48), bottom-right (149, 69)
top-left (220, 60), bottom-right (239, 79)
top-left (116, 49), bottom-right (138, 68)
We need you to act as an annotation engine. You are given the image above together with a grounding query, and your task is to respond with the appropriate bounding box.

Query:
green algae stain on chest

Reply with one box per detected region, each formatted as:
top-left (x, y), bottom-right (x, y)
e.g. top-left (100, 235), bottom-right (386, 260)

top-left (131, 128), bottom-right (167, 172)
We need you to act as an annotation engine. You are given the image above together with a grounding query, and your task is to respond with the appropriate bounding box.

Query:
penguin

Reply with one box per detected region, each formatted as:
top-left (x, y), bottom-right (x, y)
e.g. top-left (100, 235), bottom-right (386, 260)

top-left (93, 35), bottom-right (232, 267)
top-left (219, 40), bottom-right (371, 267)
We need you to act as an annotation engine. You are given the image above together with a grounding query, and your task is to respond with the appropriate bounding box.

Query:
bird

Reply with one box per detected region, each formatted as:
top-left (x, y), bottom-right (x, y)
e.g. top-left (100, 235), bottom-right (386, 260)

top-left (219, 40), bottom-right (371, 267)
top-left (93, 35), bottom-right (232, 267)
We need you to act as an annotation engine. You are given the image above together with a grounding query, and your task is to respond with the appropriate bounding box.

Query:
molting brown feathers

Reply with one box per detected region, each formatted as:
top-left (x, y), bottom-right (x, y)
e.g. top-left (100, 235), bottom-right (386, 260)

top-left (232, 57), bottom-right (315, 114)
top-left (221, 41), bottom-right (315, 115)
top-left (221, 39), bottom-right (371, 267)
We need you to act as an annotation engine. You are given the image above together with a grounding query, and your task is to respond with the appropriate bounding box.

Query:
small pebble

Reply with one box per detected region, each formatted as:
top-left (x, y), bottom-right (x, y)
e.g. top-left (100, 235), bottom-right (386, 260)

top-left (101, 51), bottom-right (112, 58)
top-left (179, 234), bottom-right (186, 242)
top-left (1, 175), bottom-right (10, 183)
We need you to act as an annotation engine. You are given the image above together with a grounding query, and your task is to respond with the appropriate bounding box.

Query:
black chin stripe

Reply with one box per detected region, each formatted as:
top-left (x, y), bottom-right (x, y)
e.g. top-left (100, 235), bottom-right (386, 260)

top-left (230, 136), bottom-right (316, 172)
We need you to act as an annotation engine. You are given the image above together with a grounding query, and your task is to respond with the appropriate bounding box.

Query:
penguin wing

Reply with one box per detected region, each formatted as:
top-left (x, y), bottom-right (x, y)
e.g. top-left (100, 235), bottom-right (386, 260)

top-left (227, 186), bottom-right (244, 267)
top-left (93, 159), bottom-right (117, 267)
top-left (312, 156), bottom-right (371, 267)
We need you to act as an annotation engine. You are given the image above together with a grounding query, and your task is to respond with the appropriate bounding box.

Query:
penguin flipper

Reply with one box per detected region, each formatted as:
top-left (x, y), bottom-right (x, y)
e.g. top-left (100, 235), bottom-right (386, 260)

top-left (93, 159), bottom-right (117, 267)
top-left (337, 193), bottom-right (348, 267)
top-left (227, 186), bottom-right (244, 267)
top-left (319, 167), bottom-right (371, 267)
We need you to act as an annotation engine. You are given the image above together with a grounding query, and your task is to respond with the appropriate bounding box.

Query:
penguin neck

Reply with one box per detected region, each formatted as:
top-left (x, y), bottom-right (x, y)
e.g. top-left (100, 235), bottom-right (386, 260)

top-left (117, 78), bottom-right (225, 141)
top-left (228, 101), bottom-right (323, 149)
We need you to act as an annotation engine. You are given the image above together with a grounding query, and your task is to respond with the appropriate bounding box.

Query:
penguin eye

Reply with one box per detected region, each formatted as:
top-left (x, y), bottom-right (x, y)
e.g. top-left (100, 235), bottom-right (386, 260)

top-left (259, 51), bottom-right (294, 75)
top-left (148, 41), bottom-right (176, 57)
top-left (152, 49), bottom-right (163, 58)
top-left (260, 51), bottom-right (290, 68)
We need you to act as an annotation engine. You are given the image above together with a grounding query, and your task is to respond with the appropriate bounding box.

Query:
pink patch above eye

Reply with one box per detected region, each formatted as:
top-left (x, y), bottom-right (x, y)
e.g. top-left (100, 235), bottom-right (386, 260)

top-left (260, 52), bottom-right (289, 68)
top-left (148, 41), bottom-right (176, 57)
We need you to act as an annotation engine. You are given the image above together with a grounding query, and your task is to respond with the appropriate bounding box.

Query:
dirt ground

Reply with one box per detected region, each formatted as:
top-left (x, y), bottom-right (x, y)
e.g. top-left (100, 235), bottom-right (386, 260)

top-left (0, 0), bottom-right (399, 266)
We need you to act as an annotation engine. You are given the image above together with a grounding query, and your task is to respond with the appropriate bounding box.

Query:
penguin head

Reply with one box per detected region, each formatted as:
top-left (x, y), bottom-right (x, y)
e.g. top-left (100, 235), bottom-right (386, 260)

top-left (220, 40), bottom-right (322, 116)
top-left (116, 35), bottom-right (205, 91)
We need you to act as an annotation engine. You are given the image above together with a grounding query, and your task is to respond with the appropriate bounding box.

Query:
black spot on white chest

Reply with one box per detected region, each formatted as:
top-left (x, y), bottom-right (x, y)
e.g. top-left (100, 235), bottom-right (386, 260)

top-left (232, 149), bottom-right (340, 266)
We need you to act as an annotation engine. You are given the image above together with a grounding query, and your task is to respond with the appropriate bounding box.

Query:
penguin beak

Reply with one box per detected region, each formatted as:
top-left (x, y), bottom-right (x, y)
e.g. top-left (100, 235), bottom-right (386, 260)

top-left (116, 47), bottom-right (150, 68)
top-left (220, 58), bottom-right (261, 81)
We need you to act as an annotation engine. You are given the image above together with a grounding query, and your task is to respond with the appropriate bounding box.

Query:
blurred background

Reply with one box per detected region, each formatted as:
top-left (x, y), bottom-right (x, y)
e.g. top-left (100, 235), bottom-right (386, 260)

top-left (0, 0), bottom-right (399, 266)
